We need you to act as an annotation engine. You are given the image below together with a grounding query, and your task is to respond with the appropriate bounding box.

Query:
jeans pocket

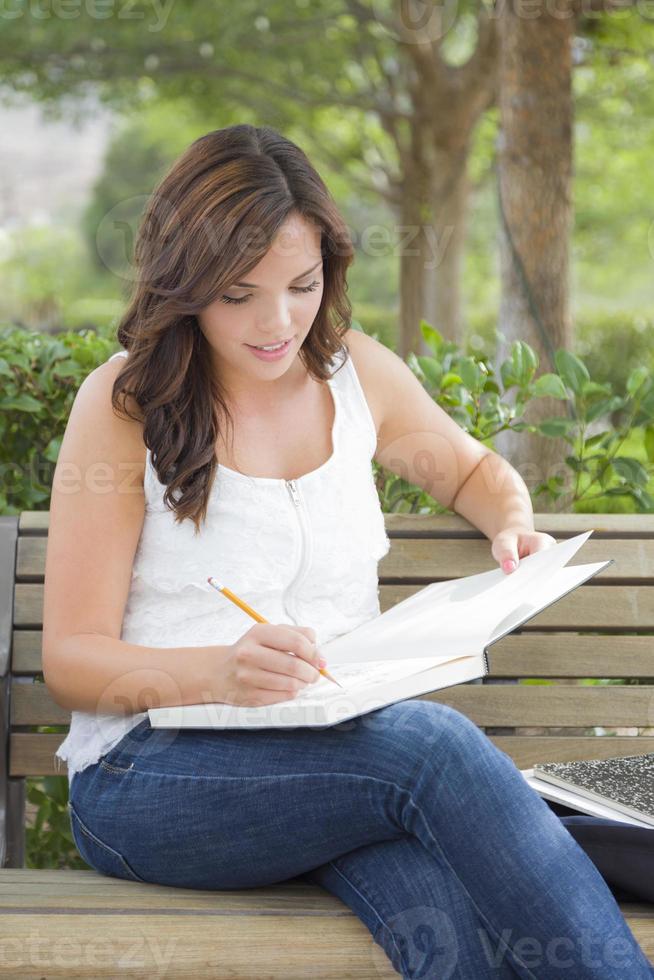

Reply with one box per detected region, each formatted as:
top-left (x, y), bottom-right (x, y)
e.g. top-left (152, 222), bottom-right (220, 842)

top-left (99, 757), bottom-right (136, 775)
top-left (98, 717), bottom-right (151, 771)
top-left (69, 801), bottom-right (146, 883)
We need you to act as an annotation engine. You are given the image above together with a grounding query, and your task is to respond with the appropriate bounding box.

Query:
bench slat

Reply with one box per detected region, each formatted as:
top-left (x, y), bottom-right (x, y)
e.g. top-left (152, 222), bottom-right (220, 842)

top-left (377, 537), bottom-right (654, 581)
top-left (11, 733), bottom-right (654, 777)
top-left (488, 634), bottom-right (654, 677)
top-left (17, 534), bottom-right (654, 581)
top-left (0, 869), bottom-right (650, 978)
top-left (14, 582), bottom-right (654, 629)
top-left (18, 510), bottom-right (654, 535)
top-left (11, 679), bottom-right (654, 729)
top-left (424, 684), bottom-right (654, 727)
top-left (12, 630), bottom-right (654, 678)
top-left (380, 584), bottom-right (654, 627)
top-left (0, 917), bottom-right (389, 977)
top-left (382, 513), bottom-right (654, 536)
top-left (0, 868), bottom-right (352, 910)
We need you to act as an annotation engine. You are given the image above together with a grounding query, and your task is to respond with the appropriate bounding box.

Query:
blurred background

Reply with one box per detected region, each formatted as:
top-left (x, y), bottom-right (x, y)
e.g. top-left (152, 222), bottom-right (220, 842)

top-left (1, 7), bottom-right (652, 346)
top-left (1, 2), bottom-right (653, 516)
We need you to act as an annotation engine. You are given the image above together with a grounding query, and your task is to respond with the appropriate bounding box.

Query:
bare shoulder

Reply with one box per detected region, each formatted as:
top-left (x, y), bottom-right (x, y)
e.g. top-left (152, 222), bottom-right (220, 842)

top-left (340, 327), bottom-right (389, 439)
top-left (42, 356), bottom-right (148, 670)
top-left (75, 357), bottom-right (147, 477)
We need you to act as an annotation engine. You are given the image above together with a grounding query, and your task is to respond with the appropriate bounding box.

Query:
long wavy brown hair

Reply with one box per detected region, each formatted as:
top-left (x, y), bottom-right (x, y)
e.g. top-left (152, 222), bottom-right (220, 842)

top-left (111, 124), bottom-right (355, 534)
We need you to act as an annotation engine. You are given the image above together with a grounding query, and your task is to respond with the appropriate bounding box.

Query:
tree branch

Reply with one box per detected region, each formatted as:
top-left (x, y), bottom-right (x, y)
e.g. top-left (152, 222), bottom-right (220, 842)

top-left (9, 46), bottom-right (414, 120)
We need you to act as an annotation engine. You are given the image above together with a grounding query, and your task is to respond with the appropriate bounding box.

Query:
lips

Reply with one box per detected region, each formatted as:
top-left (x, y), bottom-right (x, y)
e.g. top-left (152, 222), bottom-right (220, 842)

top-left (247, 338), bottom-right (292, 349)
top-left (245, 337), bottom-right (294, 361)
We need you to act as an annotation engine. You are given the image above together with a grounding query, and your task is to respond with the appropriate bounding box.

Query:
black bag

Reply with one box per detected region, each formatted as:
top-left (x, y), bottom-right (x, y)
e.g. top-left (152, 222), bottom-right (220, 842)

top-left (546, 800), bottom-right (654, 904)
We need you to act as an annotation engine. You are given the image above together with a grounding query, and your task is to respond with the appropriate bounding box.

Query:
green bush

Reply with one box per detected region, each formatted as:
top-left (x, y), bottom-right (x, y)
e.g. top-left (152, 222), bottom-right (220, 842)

top-left (464, 309), bottom-right (654, 395)
top-left (374, 320), bottom-right (654, 514)
top-left (575, 311), bottom-right (654, 391)
top-left (26, 769), bottom-right (87, 870)
top-left (0, 324), bottom-right (119, 514)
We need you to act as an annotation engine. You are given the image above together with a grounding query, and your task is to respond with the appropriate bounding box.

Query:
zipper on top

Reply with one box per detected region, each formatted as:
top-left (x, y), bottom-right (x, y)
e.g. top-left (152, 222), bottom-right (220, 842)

top-left (283, 479), bottom-right (312, 623)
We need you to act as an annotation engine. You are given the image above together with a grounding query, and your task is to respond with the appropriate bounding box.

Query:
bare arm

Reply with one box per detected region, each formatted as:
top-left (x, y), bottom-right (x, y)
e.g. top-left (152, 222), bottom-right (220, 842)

top-left (46, 632), bottom-right (229, 714)
top-left (449, 451), bottom-right (535, 542)
top-left (344, 330), bottom-right (543, 569)
top-left (42, 358), bottom-right (228, 715)
top-left (345, 329), bottom-right (492, 509)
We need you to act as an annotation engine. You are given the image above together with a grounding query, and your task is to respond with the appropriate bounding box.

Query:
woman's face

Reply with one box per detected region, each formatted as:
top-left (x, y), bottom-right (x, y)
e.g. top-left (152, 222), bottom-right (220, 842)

top-left (197, 213), bottom-right (325, 399)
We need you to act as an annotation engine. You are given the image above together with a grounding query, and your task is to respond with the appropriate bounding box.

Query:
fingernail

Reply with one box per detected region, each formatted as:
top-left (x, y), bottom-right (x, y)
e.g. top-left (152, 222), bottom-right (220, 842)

top-left (502, 559), bottom-right (517, 572)
top-left (319, 656), bottom-right (328, 667)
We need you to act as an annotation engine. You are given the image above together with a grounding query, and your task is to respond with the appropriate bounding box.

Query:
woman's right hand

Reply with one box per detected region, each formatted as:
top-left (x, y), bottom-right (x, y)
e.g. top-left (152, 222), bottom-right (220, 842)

top-left (218, 623), bottom-right (327, 707)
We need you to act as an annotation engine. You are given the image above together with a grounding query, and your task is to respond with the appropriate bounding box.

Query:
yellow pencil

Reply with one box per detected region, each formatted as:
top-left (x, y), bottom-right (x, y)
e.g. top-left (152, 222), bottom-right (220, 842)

top-left (207, 577), bottom-right (343, 688)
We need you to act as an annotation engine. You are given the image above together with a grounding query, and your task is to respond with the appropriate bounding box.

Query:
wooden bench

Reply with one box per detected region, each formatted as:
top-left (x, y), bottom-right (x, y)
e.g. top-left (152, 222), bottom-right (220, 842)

top-left (1, 510), bottom-right (653, 977)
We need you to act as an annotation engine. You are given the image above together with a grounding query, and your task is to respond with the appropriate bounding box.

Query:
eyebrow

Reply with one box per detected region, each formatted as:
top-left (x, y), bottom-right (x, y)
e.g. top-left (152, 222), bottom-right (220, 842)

top-left (232, 259), bottom-right (323, 289)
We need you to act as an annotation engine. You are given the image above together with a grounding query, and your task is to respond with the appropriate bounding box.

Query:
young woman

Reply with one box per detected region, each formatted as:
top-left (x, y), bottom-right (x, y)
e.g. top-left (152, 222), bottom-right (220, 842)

top-left (43, 124), bottom-right (653, 979)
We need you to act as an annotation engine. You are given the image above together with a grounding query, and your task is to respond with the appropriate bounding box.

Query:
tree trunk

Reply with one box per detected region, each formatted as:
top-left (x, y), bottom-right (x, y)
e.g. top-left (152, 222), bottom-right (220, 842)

top-left (394, 11), bottom-right (498, 357)
top-left (493, 2), bottom-right (575, 511)
top-left (423, 145), bottom-right (470, 349)
top-left (398, 126), bottom-right (433, 360)
top-left (397, 134), bottom-right (470, 359)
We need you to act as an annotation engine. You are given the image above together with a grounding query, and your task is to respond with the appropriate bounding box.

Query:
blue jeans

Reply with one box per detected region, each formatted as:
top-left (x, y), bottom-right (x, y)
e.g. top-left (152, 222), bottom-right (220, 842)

top-left (68, 700), bottom-right (654, 979)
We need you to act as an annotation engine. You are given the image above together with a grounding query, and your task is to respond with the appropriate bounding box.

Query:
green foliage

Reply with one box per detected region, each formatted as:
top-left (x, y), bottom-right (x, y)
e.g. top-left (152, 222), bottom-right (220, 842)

top-left (26, 770), bottom-right (88, 870)
top-left (4, 315), bottom-right (654, 522)
top-left (464, 309), bottom-right (654, 398)
top-left (575, 312), bottom-right (654, 393)
top-left (0, 324), bottom-right (118, 514)
top-left (573, 20), bottom-right (654, 312)
top-left (527, 344), bottom-right (654, 512)
top-left (374, 319), bottom-right (654, 514)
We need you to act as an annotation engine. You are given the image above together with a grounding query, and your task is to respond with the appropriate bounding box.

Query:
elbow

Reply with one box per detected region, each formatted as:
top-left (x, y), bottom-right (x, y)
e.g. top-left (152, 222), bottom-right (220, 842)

top-left (449, 451), bottom-right (494, 513)
top-left (42, 645), bottom-right (73, 712)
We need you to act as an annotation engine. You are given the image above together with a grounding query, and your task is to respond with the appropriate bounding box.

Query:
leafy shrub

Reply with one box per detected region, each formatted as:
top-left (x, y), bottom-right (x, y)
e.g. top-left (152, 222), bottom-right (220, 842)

top-left (0, 324), bottom-right (118, 514)
top-left (374, 320), bottom-right (654, 514)
top-left (26, 771), bottom-right (87, 870)
top-left (466, 309), bottom-right (654, 395)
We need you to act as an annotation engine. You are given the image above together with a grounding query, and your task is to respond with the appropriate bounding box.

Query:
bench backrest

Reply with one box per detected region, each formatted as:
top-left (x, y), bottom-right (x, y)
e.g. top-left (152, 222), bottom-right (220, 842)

top-left (3, 511), bottom-right (654, 781)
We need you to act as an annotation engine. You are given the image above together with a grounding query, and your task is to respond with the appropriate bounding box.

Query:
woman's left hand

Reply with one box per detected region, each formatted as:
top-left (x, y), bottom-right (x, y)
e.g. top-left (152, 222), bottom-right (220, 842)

top-left (491, 527), bottom-right (557, 574)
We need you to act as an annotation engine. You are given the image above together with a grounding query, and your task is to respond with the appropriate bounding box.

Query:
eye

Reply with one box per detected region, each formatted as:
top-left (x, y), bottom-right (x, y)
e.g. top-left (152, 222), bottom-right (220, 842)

top-left (220, 280), bottom-right (322, 305)
top-left (293, 279), bottom-right (321, 294)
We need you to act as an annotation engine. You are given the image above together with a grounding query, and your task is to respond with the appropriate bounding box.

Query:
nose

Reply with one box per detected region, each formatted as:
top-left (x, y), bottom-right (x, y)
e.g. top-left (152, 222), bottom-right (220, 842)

top-left (257, 294), bottom-right (293, 335)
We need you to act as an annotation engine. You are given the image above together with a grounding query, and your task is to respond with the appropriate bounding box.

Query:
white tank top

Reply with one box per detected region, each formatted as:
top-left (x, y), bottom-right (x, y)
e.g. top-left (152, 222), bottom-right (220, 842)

top-left (55, 344), bottom-right (391, 782)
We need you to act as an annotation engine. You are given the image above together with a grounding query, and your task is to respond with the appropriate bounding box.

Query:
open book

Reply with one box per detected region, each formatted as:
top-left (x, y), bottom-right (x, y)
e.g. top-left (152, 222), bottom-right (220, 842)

top-left (148, 529), bottom-right (612, 730)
